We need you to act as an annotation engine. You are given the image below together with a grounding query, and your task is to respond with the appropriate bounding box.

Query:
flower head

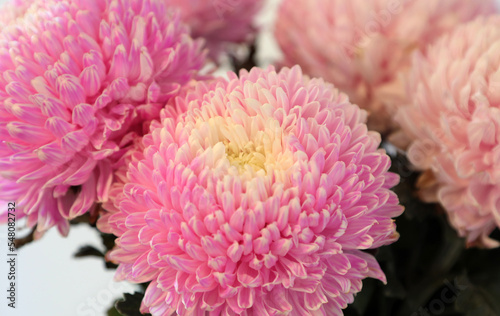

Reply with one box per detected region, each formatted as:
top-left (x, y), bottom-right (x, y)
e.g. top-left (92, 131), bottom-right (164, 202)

top-left (275, 0), bottom-right (495, 132)
top-left (397, 16), bottom-right (500, 248)
top-left (167, 0), bottom-right (264, 59)
top-left (0, 0), bottom-right (206, 235)
top-left (101, 66), bottom-right (403, 315)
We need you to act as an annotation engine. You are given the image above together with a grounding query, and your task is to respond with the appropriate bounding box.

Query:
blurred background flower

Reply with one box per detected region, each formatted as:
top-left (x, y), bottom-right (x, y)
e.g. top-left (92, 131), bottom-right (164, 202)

top-left (275, 0), bottom-right (496, 133)
top-left (166, 0), bottom-right (264, 61)
top-left (396, 16), bottom-right (500, 248)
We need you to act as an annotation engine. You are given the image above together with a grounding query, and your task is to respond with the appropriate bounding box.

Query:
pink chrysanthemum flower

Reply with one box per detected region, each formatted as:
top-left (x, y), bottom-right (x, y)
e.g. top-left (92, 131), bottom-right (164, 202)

top-left (0, 0), bottom-right (206, 236)
top-left (396, 16), bottom-right (500, 248)
top-left (100, 66), bottom-right (403, 315)
top-left (275, 0), bottom-right (496, 132)
top-left (166, 0), bottom-right (264, 59)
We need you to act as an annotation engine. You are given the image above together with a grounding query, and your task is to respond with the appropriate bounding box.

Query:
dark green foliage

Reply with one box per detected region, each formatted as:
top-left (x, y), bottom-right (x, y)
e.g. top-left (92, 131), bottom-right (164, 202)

top-left (74, 245), bottom-right (104, 258)
top-left (343, 154), bottom-right (500, 316)
top-left (107, 306), bottom-right (123, 316)
top-left (115, 292), bottom-right (151, 316)
top-left (74, 232), bottom-right (118, 269)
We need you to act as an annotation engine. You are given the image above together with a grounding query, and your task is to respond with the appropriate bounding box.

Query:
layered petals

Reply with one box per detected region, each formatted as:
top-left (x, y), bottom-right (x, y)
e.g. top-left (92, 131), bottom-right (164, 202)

top-left (100, 66), bottom-right (403, 315)
top-left (396, 16), bottom-right (500, 248)
top-left (0, 0), bottom-right (206, 235)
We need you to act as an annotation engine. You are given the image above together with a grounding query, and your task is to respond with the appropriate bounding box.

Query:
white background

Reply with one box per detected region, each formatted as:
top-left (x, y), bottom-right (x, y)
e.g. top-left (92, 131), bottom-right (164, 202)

top-left (0, 0), bottom-right (499, 315)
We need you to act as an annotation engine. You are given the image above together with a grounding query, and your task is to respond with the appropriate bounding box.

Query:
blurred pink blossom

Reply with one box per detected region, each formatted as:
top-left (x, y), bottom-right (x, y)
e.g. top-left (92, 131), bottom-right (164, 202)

top-left (397, 16), bottom-right (500, 248)
top-left (275, 0), bottom-right (496, 132)
top-left (167, 0), bottom-right (264, 59)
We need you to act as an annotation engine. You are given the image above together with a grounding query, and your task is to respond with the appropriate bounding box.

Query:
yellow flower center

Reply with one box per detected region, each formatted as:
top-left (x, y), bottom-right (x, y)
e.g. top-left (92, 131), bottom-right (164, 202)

top-left (224, 140), bottom-right (267, 173)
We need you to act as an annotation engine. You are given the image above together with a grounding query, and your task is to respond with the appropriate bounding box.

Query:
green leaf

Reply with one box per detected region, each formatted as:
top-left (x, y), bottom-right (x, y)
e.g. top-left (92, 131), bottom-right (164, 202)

top-left (115, 292), bottom-right (151, 316)
top-left (107, 305), bottom-right (122, 316)
top-left (74, 245), bottom-right (104, 258)
top-left (456, 286), bottom-right (500, 316)
top-left (101, 233), bottom-right (117, 252)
